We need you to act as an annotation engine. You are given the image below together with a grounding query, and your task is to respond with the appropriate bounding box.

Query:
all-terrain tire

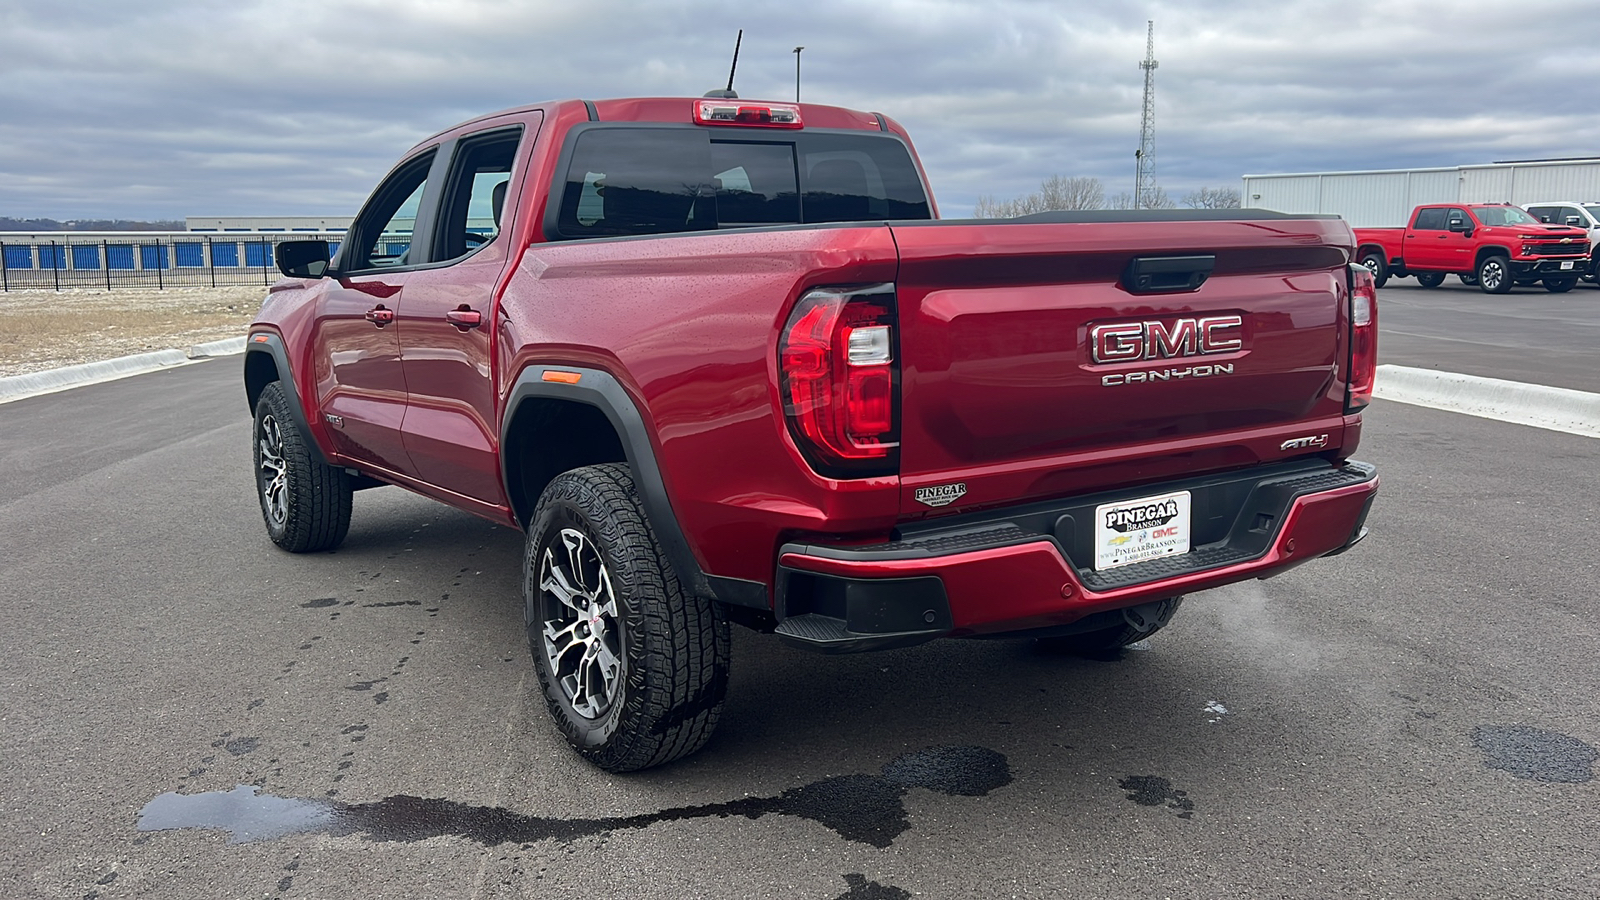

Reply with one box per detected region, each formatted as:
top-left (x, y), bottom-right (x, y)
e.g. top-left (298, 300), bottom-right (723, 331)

top-left (253, 382), bottom-right (352, 552)
top-left (1477, 255), bottom-right (1512, 294)
top-left (1359, 251), bottom-right (1389, 289)
top-left (1544, 276), bottom-right (1578, 293)
top-left (1037, 597), bottom-right (1184, 655)
top-left (1415, 272), bottom-right (1445, 288)
top-left (525, 463), bottom-right (729, 773)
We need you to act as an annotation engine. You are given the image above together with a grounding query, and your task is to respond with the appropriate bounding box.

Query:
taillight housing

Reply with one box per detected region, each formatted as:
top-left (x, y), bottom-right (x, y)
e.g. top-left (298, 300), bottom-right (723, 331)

top-left (1346, 263), bottom-right (1378, 412)
top-left (779, 284), bottom-right (899, 477)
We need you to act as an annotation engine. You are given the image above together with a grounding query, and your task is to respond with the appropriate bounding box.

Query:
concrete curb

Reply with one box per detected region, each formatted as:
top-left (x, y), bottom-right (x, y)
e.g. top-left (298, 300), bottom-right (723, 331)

top-left (0, 336), bottom-right (247, 405)
top-left (1375, 364), bottom-right (1600, 438)
top-left (187, 336), bottom-right (248, 359)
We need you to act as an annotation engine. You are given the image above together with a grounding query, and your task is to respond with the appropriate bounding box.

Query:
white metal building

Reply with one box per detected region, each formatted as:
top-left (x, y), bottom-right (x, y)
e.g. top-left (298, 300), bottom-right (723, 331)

top-left (184, 215), bottom-right (354, 232)
top-left (1240, 159), bottom-right (1600, 227)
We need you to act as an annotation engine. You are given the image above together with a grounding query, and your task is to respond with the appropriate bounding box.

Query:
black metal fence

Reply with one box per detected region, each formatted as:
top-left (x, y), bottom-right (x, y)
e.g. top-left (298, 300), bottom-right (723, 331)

top-left (0, 232), bottom-right (345, 291)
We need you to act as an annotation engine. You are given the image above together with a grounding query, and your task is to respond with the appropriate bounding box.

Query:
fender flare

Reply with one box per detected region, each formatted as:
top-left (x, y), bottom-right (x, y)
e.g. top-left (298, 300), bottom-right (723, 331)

top-left (500, 366), bottom-right (768, 610)
top-left (244, 333), bottom-right (331, 467)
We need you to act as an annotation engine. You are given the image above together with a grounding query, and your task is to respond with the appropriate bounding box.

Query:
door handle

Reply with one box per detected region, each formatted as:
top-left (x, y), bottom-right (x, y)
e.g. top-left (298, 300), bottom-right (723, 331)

top-left (445, 305), bottom-right (482, 331)
top-left (365, 304), bottom-right (395, 327)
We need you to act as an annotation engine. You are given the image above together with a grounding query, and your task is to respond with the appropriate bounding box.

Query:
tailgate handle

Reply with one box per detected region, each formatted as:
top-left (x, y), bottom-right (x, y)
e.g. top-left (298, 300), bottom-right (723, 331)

top-left (1123, 255), bottom-right (1215, 294)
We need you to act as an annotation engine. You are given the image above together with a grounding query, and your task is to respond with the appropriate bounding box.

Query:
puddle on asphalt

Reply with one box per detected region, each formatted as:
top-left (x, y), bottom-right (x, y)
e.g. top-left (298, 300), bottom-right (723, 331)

top-left (1118, 774), bottom-right (1194, 818)
top-left (1472, 725), bottom-right (1596, 783)
top-left (138, 745), bottom-right (1011, 849)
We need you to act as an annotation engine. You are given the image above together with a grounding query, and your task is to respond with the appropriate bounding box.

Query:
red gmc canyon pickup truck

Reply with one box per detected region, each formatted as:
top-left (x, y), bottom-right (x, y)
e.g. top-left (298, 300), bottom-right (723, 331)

top-left (247, 95), bottom-right (1380, 771)
top-left (1354, 203), bottom-right (1590, 293)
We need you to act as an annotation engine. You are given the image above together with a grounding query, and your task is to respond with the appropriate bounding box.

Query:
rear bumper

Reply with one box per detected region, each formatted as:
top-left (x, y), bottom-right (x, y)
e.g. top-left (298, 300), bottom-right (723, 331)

top-left (773, 460), bottom-right (1377, 652)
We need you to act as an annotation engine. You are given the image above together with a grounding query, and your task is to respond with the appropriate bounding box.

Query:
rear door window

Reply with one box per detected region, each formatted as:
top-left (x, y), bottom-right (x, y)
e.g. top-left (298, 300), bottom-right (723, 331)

top-left (1413, 208), bottom-right (1446, 230)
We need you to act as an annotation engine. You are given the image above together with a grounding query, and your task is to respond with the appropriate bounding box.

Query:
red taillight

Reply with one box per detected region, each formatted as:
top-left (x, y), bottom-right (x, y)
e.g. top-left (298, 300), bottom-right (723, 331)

top-left (1347, 264), bottom-right (1378, 411)
top-left (780, 285), bottom-right (899, 476)
top-left (694, 100), bottom-right (803, 129)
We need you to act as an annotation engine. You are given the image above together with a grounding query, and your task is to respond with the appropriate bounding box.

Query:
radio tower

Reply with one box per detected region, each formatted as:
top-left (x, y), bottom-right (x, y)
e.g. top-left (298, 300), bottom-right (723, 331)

top-left (1134, 20), bottom-right (1158, 209)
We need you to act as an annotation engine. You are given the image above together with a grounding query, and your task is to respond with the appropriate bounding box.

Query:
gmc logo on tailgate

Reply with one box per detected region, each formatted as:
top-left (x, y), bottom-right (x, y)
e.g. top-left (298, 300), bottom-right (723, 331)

top-left (1090, 315), bottom-right (1244, 364)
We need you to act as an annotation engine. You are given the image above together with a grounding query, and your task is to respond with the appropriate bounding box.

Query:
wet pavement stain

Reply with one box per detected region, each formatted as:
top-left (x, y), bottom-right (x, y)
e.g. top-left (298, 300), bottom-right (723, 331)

top-left (1472, 725), bottom-right (1596, 783)
top-left (137, 745), bottom-right (1011, 849)
top-left (1118, 775), bottom-right (1194, 818)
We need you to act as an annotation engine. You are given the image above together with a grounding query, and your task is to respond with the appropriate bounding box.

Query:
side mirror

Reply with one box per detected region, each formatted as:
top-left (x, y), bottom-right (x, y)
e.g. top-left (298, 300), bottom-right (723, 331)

top-left (1566, 216), bottom-right (1584, 227)
top-left (1447, 219), bottom-right (1468, 233)
top-left (275, 240), bottom-right (331, 279)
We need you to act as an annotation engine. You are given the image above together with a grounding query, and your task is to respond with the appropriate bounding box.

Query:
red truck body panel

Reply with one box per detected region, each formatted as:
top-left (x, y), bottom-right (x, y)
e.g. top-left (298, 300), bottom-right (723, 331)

top-left (890, 218), bottom-right (1354, 518)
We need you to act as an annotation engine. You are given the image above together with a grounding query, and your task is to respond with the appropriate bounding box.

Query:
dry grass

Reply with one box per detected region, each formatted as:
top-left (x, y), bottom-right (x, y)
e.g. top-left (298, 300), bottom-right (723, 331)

top-left (0, 286), bottom-right (266, 377)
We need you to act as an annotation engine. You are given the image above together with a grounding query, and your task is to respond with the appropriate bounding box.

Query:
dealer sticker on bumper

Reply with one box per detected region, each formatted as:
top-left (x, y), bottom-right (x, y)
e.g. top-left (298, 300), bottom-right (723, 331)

top-left (1094, 490), bottom-right (1191, 570)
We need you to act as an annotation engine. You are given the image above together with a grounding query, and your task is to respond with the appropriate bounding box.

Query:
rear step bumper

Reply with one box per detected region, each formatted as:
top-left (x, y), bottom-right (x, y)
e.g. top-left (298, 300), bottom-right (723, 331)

top-left (773, 460), bottom-right (1377, 653)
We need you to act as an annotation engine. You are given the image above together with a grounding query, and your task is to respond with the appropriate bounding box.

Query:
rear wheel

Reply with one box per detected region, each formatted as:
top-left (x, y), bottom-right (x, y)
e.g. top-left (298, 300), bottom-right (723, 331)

top-left (1415, 272), bottom-right (1445, 288)
top-left (1359, 251), bottom-right (1389, 288)
top-left (1037, 597), bottom-right (1183, 654)
top-left (525, 463), bottom-right (729, 773)
top-left (253, 382), bottom-right (352, 552)
top-left (1477, 255), bottom-right (1512, 294)
top-left (1458, 272), bottom-right (1479, 286)
top-left (1544, 276), bottom-right (1579, 293)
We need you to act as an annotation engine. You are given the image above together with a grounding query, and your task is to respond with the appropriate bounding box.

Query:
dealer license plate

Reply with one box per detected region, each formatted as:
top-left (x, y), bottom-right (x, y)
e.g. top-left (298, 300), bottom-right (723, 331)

top-left (1094, 490), bottom-right (1191, 571)
top-left (1561, 261), bottom-right (1575, 270)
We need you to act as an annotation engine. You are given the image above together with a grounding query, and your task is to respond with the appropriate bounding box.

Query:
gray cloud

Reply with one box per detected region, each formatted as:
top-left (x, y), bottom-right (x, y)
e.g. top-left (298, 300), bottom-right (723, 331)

top-left (2, 0), bottom-right (1596, 219)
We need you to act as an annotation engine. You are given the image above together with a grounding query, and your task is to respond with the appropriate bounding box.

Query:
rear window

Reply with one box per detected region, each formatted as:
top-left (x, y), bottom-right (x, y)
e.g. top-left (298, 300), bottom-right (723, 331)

top-left (551, 126), bottom-right (930, 240)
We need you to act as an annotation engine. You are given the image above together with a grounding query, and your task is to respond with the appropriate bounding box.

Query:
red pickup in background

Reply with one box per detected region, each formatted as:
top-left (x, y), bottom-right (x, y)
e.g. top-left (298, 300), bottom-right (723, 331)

top-left (1354, 203), bottom-right (1589, 293)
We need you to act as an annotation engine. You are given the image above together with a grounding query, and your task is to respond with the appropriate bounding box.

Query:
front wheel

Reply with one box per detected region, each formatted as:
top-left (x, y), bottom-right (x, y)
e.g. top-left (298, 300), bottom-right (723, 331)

top-left (525, 463), bottom-right (729, 773)
top-left (1477, 255), bottom-right (1512, 294)
top-left (1036, 597), bottom-right (1183, 654)
top-left (1415, 272), bottom-right (1445, 288)
top-left (253, 382), bottom-right (352, 552)
top-left (1544, 276), bottom-right (1579, 293)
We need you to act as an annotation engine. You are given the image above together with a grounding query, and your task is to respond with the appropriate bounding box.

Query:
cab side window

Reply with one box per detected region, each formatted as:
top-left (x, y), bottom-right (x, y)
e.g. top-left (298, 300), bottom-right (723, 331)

top-left (344, 150), bottom-right (436, 271)
top-left (434, 128), bottom-right (523, 262)
top-left (1413, 208), bottom-right (1447, 230)
top-left (1527, 205), bottom-right (1559, 224)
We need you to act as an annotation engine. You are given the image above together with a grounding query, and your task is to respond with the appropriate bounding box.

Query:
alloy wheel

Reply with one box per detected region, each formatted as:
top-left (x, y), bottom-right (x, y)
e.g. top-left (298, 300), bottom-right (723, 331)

top-left (1481, 261), bottom-right (1505, 291)
top-left (539, 527), bottom-right (624, 720)
top-left (257, 413), bottom-right (289, 529)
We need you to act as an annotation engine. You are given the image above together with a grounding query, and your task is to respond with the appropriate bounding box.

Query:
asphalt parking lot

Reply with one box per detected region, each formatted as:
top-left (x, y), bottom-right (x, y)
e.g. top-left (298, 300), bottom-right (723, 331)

top-left (1, 281), bottom-right (1597, 899)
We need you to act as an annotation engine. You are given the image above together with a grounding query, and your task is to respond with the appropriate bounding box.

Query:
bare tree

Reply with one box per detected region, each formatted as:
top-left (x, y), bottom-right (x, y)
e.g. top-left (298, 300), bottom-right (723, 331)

top-left (1106, 187), bottom-right (1176, 210)
top-left (1181, 186), bottom-right (1242, 209)
top-left (974, 175), bottom-right (1105, 218)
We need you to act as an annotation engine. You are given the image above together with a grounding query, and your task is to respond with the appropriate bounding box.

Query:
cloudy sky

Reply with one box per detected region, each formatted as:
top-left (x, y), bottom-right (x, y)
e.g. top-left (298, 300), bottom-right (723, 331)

top-left (3, 0), bottom-right (1598, 220)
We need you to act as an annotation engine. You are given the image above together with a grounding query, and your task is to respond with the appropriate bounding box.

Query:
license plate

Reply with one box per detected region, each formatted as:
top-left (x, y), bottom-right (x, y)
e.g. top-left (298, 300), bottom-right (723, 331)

top-left (1561, 261), bottom-right (1575, 270)
top-left (1094, 490), bottom-right (1191, 570)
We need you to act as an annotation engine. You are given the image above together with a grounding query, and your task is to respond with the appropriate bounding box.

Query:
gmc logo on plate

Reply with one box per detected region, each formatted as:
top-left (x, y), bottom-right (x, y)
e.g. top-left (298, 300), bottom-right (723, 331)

top-left (1090, 315), bottom-right (1244, 364)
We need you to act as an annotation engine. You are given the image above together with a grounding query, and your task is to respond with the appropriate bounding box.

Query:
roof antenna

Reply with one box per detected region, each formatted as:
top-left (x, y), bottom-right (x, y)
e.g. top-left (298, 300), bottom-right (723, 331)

top-left (704, 29), bottom-right (742, 99)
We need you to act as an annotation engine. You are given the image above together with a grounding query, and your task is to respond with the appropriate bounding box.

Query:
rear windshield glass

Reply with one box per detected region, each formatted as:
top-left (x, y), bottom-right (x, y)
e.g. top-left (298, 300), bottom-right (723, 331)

top-left (552, 126), bottom-right (931, 239)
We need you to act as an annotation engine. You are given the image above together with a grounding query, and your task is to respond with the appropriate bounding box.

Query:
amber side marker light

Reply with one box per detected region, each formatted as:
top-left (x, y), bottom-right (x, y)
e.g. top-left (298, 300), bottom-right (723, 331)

top-left (541, 370), bottom-right (582, 384)
top-left (251, 334), bottom-right (271, 343)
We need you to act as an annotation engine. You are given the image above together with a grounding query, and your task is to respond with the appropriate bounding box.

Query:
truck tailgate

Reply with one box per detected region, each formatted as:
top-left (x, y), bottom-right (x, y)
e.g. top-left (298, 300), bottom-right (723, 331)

top-left (888, 213), bottom-right (1355, 516)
